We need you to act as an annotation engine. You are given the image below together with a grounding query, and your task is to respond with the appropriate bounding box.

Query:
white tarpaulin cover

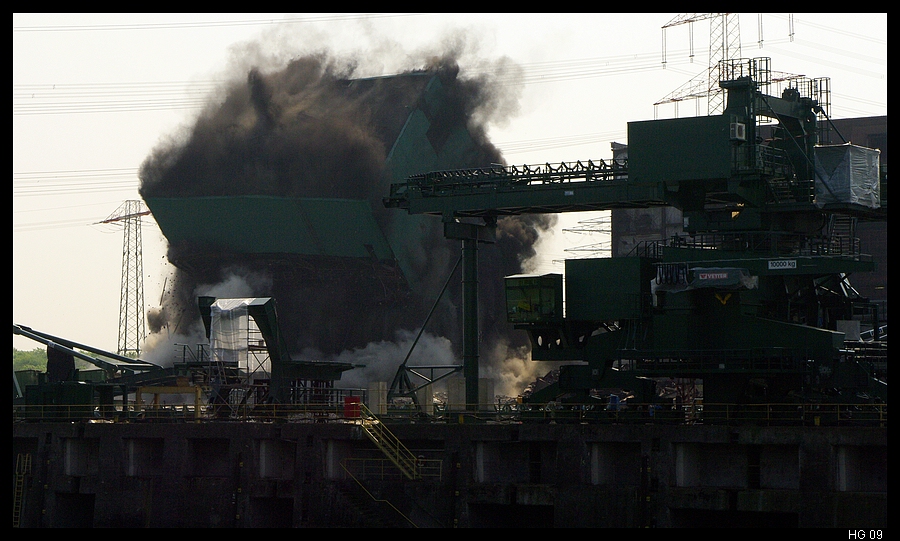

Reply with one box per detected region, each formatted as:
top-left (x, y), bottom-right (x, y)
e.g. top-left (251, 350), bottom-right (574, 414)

top-left (210, 298), bottom-right (252, 367)
top-left (814, 143), bottom-right (881, 208)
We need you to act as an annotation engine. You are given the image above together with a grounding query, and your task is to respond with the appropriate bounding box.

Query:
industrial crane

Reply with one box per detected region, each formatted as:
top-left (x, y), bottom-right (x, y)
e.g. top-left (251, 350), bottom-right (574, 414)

top-left (385, 57), bottom-right (886, 415)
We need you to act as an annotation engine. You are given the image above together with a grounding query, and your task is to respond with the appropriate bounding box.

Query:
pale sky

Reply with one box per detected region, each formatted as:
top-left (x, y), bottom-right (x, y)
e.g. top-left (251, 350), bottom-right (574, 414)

top-left (13, 13), bottom-right (888, 354)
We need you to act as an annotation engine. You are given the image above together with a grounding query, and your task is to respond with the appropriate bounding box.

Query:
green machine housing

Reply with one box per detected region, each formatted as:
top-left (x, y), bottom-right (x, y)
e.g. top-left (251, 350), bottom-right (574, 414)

top-left (389, 57), bottom-right (886, 408)
top-left (505, 273), bottom-right (563, 324)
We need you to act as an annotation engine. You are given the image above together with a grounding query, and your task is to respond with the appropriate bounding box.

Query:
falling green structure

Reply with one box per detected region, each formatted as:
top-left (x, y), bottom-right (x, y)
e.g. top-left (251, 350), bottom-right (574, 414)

top-left (145, 69), bottom-right (495, 278)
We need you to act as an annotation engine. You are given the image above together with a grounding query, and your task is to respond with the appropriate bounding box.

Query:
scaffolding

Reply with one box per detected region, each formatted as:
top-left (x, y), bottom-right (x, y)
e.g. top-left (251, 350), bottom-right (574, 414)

top-left (207, 299), bottom-right (272, 410)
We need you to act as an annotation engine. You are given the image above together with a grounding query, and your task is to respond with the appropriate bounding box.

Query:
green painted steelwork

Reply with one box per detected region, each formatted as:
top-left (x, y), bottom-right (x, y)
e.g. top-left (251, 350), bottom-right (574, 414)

top-left (145, 69), bottom-right (506, 307)
top-left (145, 196), bottom-right (394, 260)
top-left (565, 257), bottom-right (656, 321)
top-left (627, 115), bottom-right (734, 185)
top-left (505, 274), bottom-right (563, 324)
top-left (385, 60), bottom-right (887, 407)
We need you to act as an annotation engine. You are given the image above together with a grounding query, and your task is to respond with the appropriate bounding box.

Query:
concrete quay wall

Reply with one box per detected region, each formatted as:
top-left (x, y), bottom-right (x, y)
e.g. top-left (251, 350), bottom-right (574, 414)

top-left (13, 420), bottom-right (887, 528)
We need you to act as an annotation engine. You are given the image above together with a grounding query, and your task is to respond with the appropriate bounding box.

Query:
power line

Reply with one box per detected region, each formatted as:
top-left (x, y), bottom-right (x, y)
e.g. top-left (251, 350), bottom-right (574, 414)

top-left (12, 50), bottom-right (708, 116)
top-left (15, 167), bottom-right (139, 178)
top-left (496, 131), bottom-right (627, 156)
top-left (13, 13), bottom-right (419, 32)
top-left (14, 210), bottom-right (159, 233)
top-left (14, 183), bottom-right (140, 197)
top-left (14, 199), bottom-right (128, 214)
top-left (764, 13), bottom-right (886, 45)
top-left (13, 168), bottom-right (141, 197)
top-left (14, 218), bottom-right (104, 233)
top-left (13, 30), bottom-right (885, 116)
top-left (762, 44), bottom-right (885, 79)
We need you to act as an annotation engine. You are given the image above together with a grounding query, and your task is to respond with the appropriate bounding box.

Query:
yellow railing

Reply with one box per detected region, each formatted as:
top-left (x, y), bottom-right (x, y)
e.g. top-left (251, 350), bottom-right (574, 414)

top-left (356, 403), bottom-right (420, 480)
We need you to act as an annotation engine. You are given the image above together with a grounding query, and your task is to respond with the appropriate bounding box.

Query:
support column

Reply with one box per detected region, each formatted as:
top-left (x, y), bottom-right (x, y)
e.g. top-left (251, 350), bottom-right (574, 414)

top-left (462, 236), bottom-right (479, 411)
top-left (444, 216), bottom-right (495, 413)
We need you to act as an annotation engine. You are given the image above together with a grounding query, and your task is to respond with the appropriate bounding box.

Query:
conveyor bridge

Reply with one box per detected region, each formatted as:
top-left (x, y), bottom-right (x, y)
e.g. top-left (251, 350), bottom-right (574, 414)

top-left (384, 159), bottom-right (675, 218)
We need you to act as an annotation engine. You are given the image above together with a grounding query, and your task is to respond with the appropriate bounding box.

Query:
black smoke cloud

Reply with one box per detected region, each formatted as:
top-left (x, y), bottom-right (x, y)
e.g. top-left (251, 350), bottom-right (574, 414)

top-left (139, 48), bottom-right (555, 395)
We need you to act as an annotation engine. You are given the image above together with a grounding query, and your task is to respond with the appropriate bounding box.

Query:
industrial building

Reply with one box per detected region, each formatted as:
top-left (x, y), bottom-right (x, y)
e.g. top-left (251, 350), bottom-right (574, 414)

top-left (612, 115), bottom-right (886, 317)
top-left (140, 67), bottom-right (512, 359)
top-left (14, 59), bottom-right (886, 528)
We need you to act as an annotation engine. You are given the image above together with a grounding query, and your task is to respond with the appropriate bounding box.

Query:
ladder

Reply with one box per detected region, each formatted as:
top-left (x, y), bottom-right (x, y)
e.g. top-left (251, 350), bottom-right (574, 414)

top-left (357, 404), bottom-right (420, 480)
top-left (13, 453), bottom-right (31, 528)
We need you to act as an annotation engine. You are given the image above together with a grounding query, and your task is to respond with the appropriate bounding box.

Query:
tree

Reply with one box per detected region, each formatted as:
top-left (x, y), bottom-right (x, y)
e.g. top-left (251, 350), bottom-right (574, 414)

top-left (12, 347), bottom-right (47, 372)
top-left (13, 347), bottom-right (95, 372)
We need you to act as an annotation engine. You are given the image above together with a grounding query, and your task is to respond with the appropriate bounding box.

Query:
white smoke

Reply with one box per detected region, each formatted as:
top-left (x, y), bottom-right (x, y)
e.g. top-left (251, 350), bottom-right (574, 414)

top-left (141, 266), bottom-right (559, 400)
top-left (329, 328), bottom-right (563, 400)
top-left (329, 329), bottom-right (457, 391)
top-left (480, 339), bottom-right (571, 399)
top-left (141, 268), bottom-right (272, 368)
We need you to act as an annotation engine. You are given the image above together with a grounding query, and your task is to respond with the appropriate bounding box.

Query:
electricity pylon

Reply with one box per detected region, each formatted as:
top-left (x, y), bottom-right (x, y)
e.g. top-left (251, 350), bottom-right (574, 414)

top-left (101, 200), bottom-right (150, 356)
top-left (655, 13), bottom-right (806, 118)
top-left (656, 13), bottom-right (743, 116)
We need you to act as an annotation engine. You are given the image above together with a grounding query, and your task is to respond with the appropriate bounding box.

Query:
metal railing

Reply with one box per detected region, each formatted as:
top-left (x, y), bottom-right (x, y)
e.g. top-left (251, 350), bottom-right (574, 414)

top-left (342, 457), bottom-right (442, 481)
top-left (508, 401), bottom-right (886, 427)
top-left (12, 400), bottom-right (367, 423)
top-left (13, 400), bottom-right (886, 427)
top-left (338, 461), bottom-right (419, 528)
top-left (356, 403), bottom-right (420, 480)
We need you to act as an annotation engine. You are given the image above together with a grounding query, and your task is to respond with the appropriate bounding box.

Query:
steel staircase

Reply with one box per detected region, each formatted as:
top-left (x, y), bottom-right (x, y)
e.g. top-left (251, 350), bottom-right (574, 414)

top-left (357, 404), bottom-right (420, 480)
top-left (337, 463), bottom-right (419, 527)
top-left (767, 177), bottom-right (795, 203)
top-left (828, 214), bottom-right (856, 255)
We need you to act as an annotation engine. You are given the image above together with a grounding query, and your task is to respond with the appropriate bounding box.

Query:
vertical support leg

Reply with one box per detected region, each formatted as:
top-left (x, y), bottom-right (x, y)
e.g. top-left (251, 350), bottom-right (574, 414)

top-left (462, 237), bottom-right (479, 411)
top-left (444, 216), bottom-right (494, 413)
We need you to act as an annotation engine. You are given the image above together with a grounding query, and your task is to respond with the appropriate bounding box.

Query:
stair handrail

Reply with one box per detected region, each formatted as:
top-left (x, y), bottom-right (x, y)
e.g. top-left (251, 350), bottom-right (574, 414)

top-left (339, 461), bottom-right (418, 527)
top-left (358, 403), bottom-right (420, 479)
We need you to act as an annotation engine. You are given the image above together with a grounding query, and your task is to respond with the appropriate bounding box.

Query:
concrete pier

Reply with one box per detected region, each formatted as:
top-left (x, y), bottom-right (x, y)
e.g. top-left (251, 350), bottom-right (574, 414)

top-left (13, 420), bottom-right (887, 528)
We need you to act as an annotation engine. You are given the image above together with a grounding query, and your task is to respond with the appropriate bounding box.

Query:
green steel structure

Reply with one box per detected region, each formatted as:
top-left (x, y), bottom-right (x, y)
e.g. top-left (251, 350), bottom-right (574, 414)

top-left (17, 69), bottom-right (530, 414)
top-left (135, 70), bottom-right (520, 403)
top-left (145, 197), bottom-right (395, 261)
top-left (143, 70), bottom-right (507, 379)
top-left (385, 58), bottom-right (887, 409)
top-left (143, 196), bottom-right (407, 298)
top-left (144, 71), bottom-right (492, 283)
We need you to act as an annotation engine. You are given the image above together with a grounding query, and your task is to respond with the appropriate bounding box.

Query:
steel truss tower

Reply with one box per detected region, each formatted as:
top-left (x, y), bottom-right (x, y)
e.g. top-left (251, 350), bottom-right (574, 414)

top-left (656, 14), bottom-right (808, 119)
top-left (101, 200), bottom-right (150, 356)
top-left (657, 13), bottom-right (742, 116)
